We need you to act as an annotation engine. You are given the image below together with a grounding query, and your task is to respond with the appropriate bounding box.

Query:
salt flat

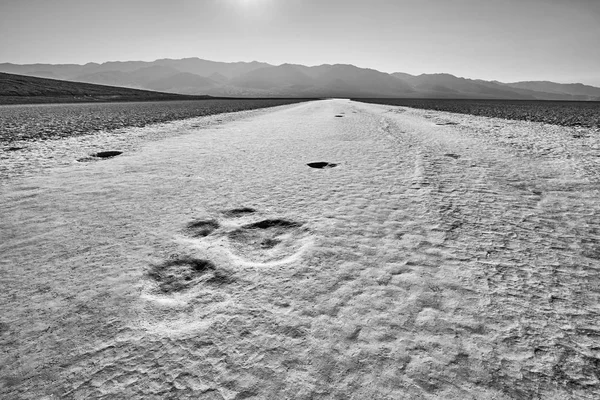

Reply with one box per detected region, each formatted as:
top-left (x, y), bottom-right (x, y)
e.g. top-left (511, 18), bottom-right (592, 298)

top-left (1, 99), bottom-right (599, 399)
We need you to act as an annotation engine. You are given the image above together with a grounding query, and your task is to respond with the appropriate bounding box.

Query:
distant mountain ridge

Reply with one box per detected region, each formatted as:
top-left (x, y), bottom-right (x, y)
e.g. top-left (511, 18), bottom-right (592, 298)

top-left (1, 58), bottom-right (599, 100)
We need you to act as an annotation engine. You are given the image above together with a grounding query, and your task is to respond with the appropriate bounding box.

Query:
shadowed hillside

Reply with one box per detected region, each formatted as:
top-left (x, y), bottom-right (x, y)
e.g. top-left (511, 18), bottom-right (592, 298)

top-left (0, 72), bottom-right (210, 104)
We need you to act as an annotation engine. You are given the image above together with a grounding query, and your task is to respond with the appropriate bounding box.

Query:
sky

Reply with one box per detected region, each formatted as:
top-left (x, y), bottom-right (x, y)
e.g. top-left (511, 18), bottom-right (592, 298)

top-left (1, 0), bottom-right (599, 85)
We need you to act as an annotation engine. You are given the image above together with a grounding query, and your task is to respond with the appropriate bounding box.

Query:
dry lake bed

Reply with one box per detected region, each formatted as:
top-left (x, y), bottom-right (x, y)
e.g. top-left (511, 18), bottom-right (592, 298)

top-left (1, 99), bottom-right (599, 399)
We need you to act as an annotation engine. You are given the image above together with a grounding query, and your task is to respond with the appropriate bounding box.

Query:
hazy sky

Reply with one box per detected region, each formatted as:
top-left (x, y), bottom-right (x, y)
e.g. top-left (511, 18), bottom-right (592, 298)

top-left (1, 0), bottom-right (599, 85)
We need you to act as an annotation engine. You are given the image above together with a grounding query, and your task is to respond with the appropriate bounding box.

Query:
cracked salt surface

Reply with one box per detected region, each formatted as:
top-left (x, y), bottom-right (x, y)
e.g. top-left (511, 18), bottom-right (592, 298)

top-left (1, 99), bottom-right (600, 399)
top-left (0, 102), bottom-right (301, 184)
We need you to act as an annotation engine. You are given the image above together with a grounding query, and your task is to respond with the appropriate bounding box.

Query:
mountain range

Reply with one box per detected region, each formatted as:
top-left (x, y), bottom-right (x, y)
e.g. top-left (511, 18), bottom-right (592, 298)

top-left (1, 58), bottom-right (599, 100)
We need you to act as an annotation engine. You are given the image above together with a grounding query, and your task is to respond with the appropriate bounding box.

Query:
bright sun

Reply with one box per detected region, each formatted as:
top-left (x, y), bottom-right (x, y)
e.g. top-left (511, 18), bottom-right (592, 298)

top-left (224, 0), bottom-right (273, 18)
top-left (237, 0), bottom-right (269, 7)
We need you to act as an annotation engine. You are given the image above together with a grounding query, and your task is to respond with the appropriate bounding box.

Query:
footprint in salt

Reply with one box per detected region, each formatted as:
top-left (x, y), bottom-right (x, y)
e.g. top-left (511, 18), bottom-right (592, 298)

top-left (182, 209), bottom-right (313, 266)
top-left (146, 257), bottom-right (232, 295)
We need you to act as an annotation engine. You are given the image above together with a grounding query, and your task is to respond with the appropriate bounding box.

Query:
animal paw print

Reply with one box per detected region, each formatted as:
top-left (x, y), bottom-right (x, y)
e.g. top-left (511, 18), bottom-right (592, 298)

top-left (146, 256), bottom-right (233, 295)
top-left (226, 218), bottom-right (310, 264)
top-left (184, 208), bottom-right (312, 266)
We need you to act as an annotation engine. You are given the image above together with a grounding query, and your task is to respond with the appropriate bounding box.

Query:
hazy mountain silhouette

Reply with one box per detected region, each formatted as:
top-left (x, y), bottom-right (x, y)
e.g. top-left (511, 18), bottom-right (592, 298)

top-left (392, 73), bottom-right (526, 99)
top-left (231, 64), bottom-right (315, 91)
top-left (310, 64), bottom-right (414, 97)
top-left (145, 72), bottom-right (219, 95)
top-left (208, 72), bottom-right (229, 83)
top-left (121, 65), bottom-right (181, 84)
top-left (390, 73), bottom-right (600, 100)
top-left (503, 81), bottom-right (600, 99)
top-left (226, 63), bottom-right (414, 97)
top-left (1, 57), bottom-right (599, 100)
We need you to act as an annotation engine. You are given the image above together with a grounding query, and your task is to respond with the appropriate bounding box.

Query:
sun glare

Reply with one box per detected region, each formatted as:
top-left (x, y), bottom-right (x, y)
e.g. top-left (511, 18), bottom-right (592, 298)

top-left (226, 0), bottom-right (274, 18)
top-left (234, 0), bottom-right (258, 6)
top-left (234, 0), bottom-right (271, 8)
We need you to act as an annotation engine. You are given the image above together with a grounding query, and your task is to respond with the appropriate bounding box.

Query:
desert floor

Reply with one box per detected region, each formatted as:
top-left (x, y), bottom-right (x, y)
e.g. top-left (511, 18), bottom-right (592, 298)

top-left (1, 99), bottom-right (599, 399)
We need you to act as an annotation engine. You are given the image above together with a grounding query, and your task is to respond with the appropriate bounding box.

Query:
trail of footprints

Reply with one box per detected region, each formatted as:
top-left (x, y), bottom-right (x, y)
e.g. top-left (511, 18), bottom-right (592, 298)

top-left (146, 207), bottom-right (311, 296)
top-left (142, 114), bottom-right (342, 307)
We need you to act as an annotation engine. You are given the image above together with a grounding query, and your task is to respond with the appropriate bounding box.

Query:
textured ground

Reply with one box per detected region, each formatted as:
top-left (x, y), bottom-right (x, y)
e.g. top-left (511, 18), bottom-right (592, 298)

top-left (0, 103), bottom-right (305, 183)
top-left (1, 99), bottom-right (599, 399)
top-left (355, 98), bottom-right (600, 129)
top-left (0, 99), bottom-right (309, 142)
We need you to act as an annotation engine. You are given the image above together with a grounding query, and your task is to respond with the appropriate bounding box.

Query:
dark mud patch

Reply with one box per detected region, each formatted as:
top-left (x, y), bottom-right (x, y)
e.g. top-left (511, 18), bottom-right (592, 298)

top-left (243, 219), bottom-right (301, 230)
top-left (77, 150), bottom-right (123, 162)
top-left (148, 257), bottom-right (231, 293)
top-left (335, 115), bottom-right (344, 118)
top-left (444, 153), bottom-right (461, 159)
top-left (5, 146), bottom-right (24, 151)
top-left (185, 219), bottom-right (219, 237)
top-left (94, 151), bottom-right (122, 158)
top-left (223, 207), bottom-right (256, 218)
top-left (307, 162), bottom-right (338, 169)
top-left (227, 219), bottom-right (307, 262)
